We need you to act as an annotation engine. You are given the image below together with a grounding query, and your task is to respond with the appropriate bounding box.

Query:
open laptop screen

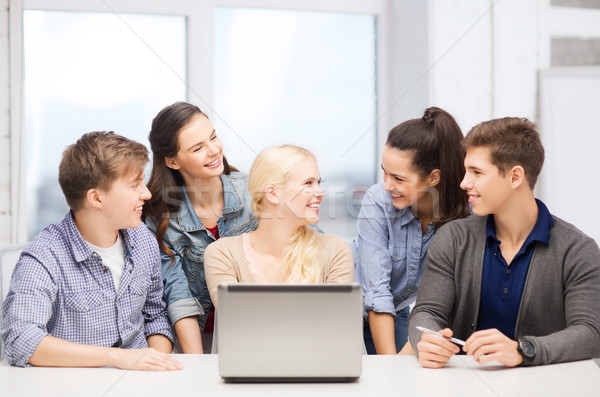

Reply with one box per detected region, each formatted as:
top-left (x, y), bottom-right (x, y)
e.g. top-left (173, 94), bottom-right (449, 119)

top-left (217, 283), bottom-right (363, 382)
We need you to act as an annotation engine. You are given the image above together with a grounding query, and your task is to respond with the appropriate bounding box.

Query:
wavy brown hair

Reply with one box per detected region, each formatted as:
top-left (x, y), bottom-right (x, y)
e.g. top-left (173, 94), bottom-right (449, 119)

top-left (143, 102), bottom-right (234, 264)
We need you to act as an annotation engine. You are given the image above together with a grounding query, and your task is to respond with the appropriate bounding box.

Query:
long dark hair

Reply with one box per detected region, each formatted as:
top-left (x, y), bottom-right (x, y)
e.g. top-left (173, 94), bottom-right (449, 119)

top-left (143, 101), bottom-right (234, 262)
top-left (386, 106), bottom-right (469, 227)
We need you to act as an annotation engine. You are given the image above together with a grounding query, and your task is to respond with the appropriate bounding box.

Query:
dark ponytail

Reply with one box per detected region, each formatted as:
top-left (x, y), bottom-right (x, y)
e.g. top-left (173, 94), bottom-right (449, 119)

top-left (386, 106), bottom-right (469, 227)
top-left (143, 102), bottom-right (235, 264)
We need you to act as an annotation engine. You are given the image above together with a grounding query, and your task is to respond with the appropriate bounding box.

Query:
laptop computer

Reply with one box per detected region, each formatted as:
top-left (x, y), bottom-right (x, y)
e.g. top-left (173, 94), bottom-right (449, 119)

top-left (217, 283), bottom-right (363, 382)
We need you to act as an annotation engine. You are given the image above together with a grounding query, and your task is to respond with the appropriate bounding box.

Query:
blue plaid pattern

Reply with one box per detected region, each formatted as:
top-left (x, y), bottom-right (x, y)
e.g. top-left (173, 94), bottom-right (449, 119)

top-left (0, 212), bottom-right (173, 367)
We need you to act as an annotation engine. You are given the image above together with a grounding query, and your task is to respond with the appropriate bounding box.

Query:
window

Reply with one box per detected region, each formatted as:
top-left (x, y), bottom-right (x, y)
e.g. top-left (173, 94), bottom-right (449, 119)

top-left (12, 1), bottom-right (388, 242)
top-left (23, 10), bottom-right (186, 238)
top-left (214, 7), bottom-right (377, 239)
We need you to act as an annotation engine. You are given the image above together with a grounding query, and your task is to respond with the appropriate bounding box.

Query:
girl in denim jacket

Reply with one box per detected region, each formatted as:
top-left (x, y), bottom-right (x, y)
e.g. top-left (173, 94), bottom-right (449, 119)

top-left (144, 102), bottom-right (257, 353)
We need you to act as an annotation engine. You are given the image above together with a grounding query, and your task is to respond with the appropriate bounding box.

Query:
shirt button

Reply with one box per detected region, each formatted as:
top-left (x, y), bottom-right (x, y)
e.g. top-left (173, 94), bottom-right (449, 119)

top-left (425, 233), bottom-right (430, 237)
top-left (506, 268), bottom-right (511, 274)
top-left (129, 269), bottom-right (132, 274)
top-left (407, 288), bottom-right (411, 292)
top-left (503, 287), bottom-right (509, 294)
top-left (395, 256), bottom-right (399, 260)
top-left (92, 252), bottom-right (99, 258)
top-left (369, 282), bottom-right (373, 287)
top-left (411, 270), bottom-right (416, 274)
top-left (104, 268), bottom-right (109, 273)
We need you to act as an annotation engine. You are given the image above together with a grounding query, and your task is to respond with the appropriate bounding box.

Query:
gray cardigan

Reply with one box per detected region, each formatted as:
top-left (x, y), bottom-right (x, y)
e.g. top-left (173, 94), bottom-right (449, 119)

top-left (408, 214), bottom-right (600, 366)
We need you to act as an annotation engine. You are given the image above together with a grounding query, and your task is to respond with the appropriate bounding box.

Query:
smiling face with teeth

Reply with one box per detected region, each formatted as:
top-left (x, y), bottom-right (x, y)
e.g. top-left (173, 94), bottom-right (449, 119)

top-left (279, 156), bottom-right (324, 226)
top-left (165, 113), bottom-right (224, 185)
top-left (95, 170), bottom-right (152, 231)
top-left (460, 146), bottom-right (515, 216)
top-left (381, 145), bottom-right (439, 211)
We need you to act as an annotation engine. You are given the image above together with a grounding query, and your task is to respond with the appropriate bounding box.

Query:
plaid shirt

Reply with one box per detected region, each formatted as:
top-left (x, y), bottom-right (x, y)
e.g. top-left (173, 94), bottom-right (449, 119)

top-left (1, 212), bottom-right (173, 367)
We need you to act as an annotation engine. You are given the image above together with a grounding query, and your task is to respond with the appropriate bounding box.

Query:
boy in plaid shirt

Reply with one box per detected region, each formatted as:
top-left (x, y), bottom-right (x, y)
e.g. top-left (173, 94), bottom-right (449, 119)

top-left (1, 131), bottom-right (182, 370)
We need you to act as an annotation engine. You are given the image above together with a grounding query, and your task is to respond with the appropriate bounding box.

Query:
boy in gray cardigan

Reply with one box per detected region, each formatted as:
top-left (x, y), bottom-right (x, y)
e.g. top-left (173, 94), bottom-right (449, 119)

top-left (408, 117), bottom-right (600, 367)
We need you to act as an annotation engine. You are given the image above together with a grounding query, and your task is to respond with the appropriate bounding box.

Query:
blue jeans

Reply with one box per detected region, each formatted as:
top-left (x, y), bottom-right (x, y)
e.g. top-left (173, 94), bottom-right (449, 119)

top-left (363, 306), bottom-right (410, 354)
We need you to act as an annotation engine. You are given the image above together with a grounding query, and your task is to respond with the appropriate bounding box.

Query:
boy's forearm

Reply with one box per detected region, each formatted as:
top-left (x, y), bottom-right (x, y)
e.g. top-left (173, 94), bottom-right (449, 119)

top-left (28, 335), bottom-right (114, 368)
top-left (28, 334), bottom-right (182, 371)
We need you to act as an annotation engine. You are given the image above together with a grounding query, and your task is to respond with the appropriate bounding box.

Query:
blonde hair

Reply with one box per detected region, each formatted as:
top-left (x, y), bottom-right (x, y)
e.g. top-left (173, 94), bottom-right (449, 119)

top-left (248, 145), bottom-right (322, 283)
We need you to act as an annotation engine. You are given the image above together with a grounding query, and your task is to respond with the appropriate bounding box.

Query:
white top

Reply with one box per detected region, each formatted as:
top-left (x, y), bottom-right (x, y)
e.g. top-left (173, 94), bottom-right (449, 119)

top-left (86, 234), bottom-right (125, 292)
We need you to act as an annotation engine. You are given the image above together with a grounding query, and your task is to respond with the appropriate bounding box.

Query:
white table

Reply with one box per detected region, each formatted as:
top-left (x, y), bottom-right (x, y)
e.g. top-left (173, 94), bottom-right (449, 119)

top-left (1, 355), bottom-right (599, 397)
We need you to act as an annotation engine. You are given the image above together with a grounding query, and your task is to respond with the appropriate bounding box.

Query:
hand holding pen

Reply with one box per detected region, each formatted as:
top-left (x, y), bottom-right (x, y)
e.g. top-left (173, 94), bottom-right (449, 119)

top-left (416, 326), bottom-right (466, 346)
top-left (414, 326), bottom-right (461, 369)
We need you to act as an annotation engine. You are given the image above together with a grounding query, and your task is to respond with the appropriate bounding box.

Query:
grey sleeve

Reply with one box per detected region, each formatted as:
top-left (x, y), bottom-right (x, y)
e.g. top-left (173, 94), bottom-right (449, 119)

top-left (525, 235), bottom-right (600, 366)
top-left (407, 225), bottom-right (458, 354)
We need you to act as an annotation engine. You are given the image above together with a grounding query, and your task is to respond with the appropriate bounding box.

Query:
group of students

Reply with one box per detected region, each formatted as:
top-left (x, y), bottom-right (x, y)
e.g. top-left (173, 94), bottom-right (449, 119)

top-left (1, 101), bottom-right (600, 371)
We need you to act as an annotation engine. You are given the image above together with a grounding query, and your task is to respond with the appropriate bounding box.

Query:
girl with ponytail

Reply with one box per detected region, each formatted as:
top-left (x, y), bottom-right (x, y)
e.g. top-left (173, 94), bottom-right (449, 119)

top-left (204, 145), bottom-right (354, 309)
top-left (355, 107), bottom-right (469, 355)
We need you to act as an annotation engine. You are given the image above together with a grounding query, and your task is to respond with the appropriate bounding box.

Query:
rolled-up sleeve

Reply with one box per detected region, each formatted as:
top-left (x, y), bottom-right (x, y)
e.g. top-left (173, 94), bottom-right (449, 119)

top-left (158, 242), bottom-right (204, 325)
top-left (142, 251), bottom-right (174, 342)
top-left (1, 252), bottom-right (57, 367)
top-left (355, 188), bottom-right (396, 315)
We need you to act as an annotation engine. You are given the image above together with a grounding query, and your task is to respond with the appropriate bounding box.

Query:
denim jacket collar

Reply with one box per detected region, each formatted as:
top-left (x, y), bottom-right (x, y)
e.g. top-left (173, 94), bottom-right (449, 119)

top-left (176, 174), bottom-right (245, 232)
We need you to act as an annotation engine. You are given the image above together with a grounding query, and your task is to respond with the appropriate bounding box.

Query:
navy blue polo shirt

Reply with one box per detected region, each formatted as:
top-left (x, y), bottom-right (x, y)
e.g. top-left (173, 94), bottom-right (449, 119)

top-left (476, 199), bottom-right (554, 339)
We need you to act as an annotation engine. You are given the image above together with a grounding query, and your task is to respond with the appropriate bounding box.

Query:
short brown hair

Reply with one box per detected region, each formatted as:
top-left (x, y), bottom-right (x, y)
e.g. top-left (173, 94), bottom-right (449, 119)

top-left (59, 131), bottom-right (149, 211)
top-left (463, 117), bottom-right (544, 189)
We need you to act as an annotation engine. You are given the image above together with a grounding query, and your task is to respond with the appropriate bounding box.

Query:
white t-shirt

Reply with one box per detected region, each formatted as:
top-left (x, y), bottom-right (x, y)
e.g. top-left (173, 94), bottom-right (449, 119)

top-left (86, 234), bottom-right (125, 292)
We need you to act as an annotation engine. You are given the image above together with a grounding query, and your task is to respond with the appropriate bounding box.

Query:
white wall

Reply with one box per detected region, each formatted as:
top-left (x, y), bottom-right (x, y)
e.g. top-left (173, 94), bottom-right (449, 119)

top-left (428, 0), bottom-right (543, 133)
top-left (0, 0), bottom-right (11, 247)
top-left (428, 0), bottom-right (493, 132)
top-left (539, 68), bottom-right (600, 244)
top-left (385, 0), bottom-right (430, 152)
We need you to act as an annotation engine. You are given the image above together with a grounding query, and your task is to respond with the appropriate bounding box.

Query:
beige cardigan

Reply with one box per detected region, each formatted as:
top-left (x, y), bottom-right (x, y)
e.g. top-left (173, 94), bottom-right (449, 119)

top-left (204, 233), bottom-right (354, 309)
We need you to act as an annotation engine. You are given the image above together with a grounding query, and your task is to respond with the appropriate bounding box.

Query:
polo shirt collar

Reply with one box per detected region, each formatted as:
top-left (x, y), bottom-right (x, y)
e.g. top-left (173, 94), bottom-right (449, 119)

top-left (486, 198), bottom-right (554, 247)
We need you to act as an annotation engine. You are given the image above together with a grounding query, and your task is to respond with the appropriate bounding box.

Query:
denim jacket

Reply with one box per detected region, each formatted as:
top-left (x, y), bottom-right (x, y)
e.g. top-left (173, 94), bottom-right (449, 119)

top-left (353, 183), bottom-right (435, 316)
top-left (145, 172), bottom-right (258, 330)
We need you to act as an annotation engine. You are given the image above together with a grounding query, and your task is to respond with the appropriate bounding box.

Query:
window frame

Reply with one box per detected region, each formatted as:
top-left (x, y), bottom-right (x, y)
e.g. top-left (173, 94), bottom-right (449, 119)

top-left (9, 0), bottom-right (391, 243)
